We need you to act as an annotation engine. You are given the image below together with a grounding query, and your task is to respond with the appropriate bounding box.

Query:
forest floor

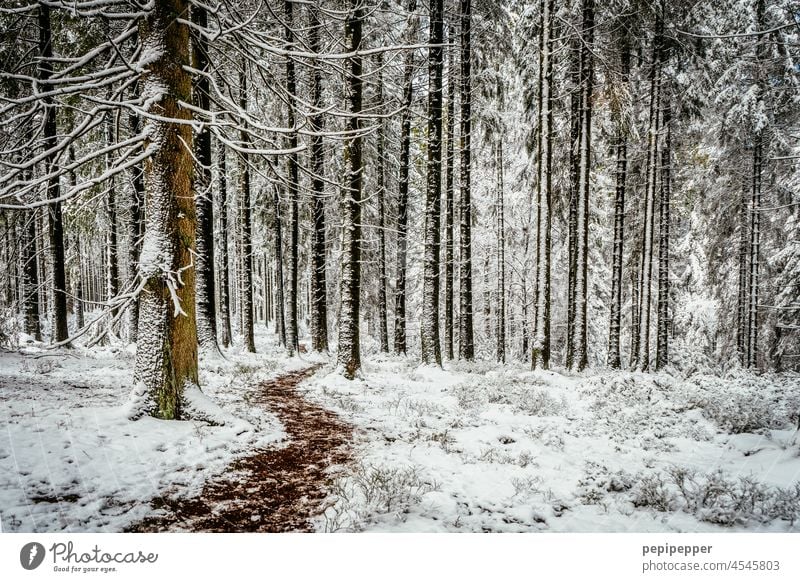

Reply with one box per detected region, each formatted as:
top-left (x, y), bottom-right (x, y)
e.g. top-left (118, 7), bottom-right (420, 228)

top-left (128, 364), bottom-right (354, 532)
top-left (2, 330), bottom-right (799, 533)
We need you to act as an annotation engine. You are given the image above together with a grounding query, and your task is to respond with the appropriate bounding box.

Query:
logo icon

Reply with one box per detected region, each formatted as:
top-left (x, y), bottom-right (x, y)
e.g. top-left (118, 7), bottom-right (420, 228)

top-left (20, 542), bottom-right (46, 570)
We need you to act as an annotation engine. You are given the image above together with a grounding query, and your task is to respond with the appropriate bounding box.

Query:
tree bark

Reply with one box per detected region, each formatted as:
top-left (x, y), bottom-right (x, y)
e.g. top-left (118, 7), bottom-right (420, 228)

top-left (394, 0), bottom-right (417, 355)
top-left (134, 0), bottom-right (198, 419)
top-left (336, 0), bottom-right (364, 379)
top-left (192, 2), bottom-right (219, 353)
top-left (572, 0), bottom-right (594, 371)
top-left (238, 64), bottom-right (256, 353)
top-left (607, 31), bottom-right (629, 370)
top-left (532, 0), bottom-right (553, 370)
top-left (443, 29), bottom-right (456, 361)
top-left (284, 0), bottom-right (300, 355)
top-left (458, 0), bottom-right (475, 361)
top-left (496, 141), bottom-right (505, 363)
top-left (655, 95), bottom-right (671, 370)
top-left (309, 2), bottom-right (329, 353)
top-left (420, 0), bottom-right (445, 366)
top-left (38, 3), bottom-right (68, 343)
top-left (217, 141), bottom-right (233, 348)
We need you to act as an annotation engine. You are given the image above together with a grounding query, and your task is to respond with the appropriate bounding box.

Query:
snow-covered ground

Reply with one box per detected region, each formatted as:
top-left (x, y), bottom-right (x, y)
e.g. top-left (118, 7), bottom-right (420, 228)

top-left (304, 356), bottom-right (800, 532)
top-left (0, 328), bottom-right (315, 533)
top-left (3, 329), bottom-right (799, 533)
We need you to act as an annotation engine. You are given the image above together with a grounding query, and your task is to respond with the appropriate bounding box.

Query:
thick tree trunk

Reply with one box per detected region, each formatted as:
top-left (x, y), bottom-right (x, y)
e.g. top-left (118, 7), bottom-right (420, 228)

top-left (192, 3), bottom-right (219, 353)
top-left (284, 0), bottom-right (300, 355)
top-left (39, 4), bottom-right (68, 343)
top-left (309, 3), bottom-right (329, 353)
top-left (394, 0), bottom-right (417, 355)
top-left (532, 0), bottom-right (553, 370)
top-left (458, 0), bottom-right (475, 361)
top-left (336, 0), bottom-right (364, 379)
top-left (134, 0), bottom-right (198, 419)
top-left (420, 0), bottom-right (444, 366)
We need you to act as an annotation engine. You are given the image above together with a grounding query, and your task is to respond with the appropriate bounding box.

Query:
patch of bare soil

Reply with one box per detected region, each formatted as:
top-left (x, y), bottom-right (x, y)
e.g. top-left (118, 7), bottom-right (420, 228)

top-left (128, 364), bottom-right (353, 532)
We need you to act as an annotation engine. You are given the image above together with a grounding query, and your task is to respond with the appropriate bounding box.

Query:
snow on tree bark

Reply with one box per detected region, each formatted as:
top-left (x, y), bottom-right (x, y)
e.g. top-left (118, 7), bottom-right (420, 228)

top-left (192, 2), bottom-right (219, 353)
top-left (458, 0), bottom-right (475, 361)
top-left (421, 0), bottom-right (445, 367)
top-left (655, 94), bottom-right (671, 371)
top-left (375, 51), bottom-right (389, 354)
top-left (394, 0), bottom-right (417, 356)
top-left (38, 4), bottom-right (68, 344)
top-left (238, 64), bottom-right (255, 354)
top-left (309, 3), bottom-right (329, 354)
top-left (133, 0), bottom-right (199, 420)
top-left (635, 12), bottom-right (663, 372)
top-left (532, 0), bottom-right (553, 370)
top-left (572, 0), bottom-right (594, 372)
top-left (444, 29), bottom-right (456, 361)
top-left (337, 0), bottom-right (364, 379)
top-left (217, 141), bottom-right (233, 348)
top-left (284, 0), bottom-right (300, 356)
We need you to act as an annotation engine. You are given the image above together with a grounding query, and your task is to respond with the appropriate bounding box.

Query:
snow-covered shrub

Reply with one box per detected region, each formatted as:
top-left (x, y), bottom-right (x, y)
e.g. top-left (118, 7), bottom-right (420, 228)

top-left (321, 463), bottom-right (440, 531)
top-left (513, 388), bottom-right (566, 417)
top-left (577, 462), bottom-right (635, 505)
top-left (628, 467), bottom-right (800, 526)
top-left (0, 307), bottom-right (19, 350)
top-left (631, 473), bottom-right (676, 512)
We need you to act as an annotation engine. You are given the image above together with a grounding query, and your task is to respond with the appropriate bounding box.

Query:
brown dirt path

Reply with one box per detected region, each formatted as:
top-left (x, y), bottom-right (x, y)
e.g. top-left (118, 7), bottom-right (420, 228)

top-left (128, 364), bottom-right (353, 532)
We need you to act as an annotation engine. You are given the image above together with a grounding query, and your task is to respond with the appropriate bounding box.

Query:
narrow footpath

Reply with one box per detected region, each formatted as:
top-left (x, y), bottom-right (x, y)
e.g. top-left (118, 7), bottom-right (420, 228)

top-left (129, 364), bottom-right (353, 532)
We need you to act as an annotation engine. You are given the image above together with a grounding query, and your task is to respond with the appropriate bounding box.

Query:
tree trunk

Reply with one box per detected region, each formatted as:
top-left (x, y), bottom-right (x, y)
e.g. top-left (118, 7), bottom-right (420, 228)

top-left (635, 14), bottom-right (662, 371)
top-left (458, 0), bottom-right (475, 361)
top-left (273, 186), bottom-right (287, 346)
top-left (420, 0), bottom-right (444, 366)
top-left (655, 96), bottom-right (671, 370)
top-left (736, 174), bottom-right (750, 366)
top-left (309, 2), bottom-right (329, 353)
top-left (39, 4), bottom-right (68, 343)
top-left (217, 141), bottom-right (233, 348)
top-left (284, 0), bottom-right (300, 355)
top-left (192, 2), bottom-right (219, 353)
top-left (443, 29), bottom-right (456, 361)
top-left (532, 0), bottom-right (553, 370)
top-left (572, 0), bottom-right (594, 371)
top-left (607, 32), bottom-right (629, 370)
top-left (134, 0), bottom-right (198, 419)
top-left (565, 30), bottom-right (580, 370)
top-left (496, 141), bottom-right (506, 363)
top-left (23, 209), bottom-right (42, 341)
top-left (238, 65), bottom-right (256, 353)
top-left (394, 0), bottom-right (417, 355)
top-left (375, 51), bottom-right (389, 354)
top-left (336, 0), bottom-right (364, 379)
top-left (747, 136), bottom-right (762, 368)
top-left (105, 112), bottom-right (120, 322)
top-left (128, 82), bottom-right (145, 342)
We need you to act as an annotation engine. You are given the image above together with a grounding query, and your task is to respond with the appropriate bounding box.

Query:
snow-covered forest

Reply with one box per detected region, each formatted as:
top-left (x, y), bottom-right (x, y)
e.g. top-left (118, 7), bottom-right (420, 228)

top-left (0, 0), bottom-right (799, 533)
